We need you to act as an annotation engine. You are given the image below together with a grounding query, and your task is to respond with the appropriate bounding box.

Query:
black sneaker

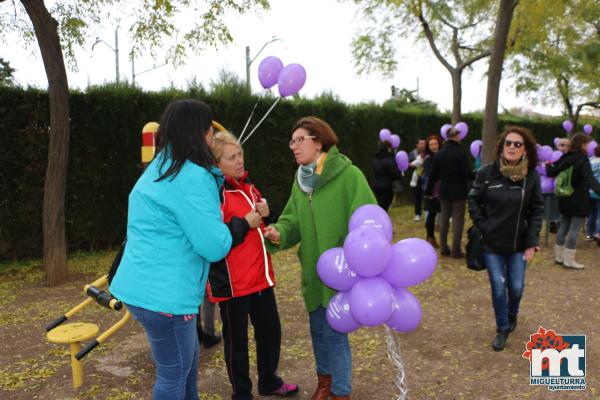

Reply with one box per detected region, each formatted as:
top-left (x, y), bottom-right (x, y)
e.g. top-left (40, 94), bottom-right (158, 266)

top-left (202, 333), bottom-right (222, 349)
top-left (492, 330), bottom-right (509, 351)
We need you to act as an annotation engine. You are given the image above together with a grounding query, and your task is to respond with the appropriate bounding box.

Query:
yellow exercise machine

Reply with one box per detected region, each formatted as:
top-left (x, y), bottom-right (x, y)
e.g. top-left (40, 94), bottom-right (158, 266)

top-left (46, 275), bottom-right (131, 389)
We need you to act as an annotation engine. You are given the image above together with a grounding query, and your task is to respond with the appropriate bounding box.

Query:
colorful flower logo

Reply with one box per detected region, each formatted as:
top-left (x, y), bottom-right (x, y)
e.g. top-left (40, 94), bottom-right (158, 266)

top-left (523, 326), bottom-right (570, 370)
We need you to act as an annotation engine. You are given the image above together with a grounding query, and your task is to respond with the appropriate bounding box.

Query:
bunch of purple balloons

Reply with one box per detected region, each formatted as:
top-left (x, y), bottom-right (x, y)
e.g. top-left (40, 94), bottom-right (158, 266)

top-left (562, 120), bottom-right (594, 136)
top-left (258, 56), bottom-right (306, 97)
top-left (379, 128), bottom-right (401, 149)
top-left (536, 144), bottom-right (561, 194)
top-left (317, 205), bottom-right (437, 334)
top-left (440, 122), bottom-right (468, 140)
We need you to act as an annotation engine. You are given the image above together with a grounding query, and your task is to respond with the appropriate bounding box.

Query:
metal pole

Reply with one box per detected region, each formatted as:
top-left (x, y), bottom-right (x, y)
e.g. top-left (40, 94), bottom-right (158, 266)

top-left (131, 53), bottom-right (135, 86)
top-left (245, 46), bottom-right (251, 92)
top-left (115, 30), bottom-right (120, 84)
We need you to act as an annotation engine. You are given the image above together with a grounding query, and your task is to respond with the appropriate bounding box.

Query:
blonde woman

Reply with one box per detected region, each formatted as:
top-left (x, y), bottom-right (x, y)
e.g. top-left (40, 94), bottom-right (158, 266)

top-left (207, 131), bottom-right (298, 400)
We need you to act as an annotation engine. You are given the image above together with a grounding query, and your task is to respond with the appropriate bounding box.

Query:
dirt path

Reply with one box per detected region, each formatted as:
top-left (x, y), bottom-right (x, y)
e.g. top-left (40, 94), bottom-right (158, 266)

top-left (1, 206), bottom-right (598, 399)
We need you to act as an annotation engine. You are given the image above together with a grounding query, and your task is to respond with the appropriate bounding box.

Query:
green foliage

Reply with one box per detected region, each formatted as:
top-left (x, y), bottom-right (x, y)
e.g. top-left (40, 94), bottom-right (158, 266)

top-left (0, 58), bottom-right (15, 86)
top-left (383, 87), bottom-right (439, 112)
top-left (508, 0), bottom-right (600, 115)
top-left (0, 0), bottom-right (270, 68)
top-left (348, 0), bottom-right (496, 77)
top-left (0, 85), bottom-right (593, 261)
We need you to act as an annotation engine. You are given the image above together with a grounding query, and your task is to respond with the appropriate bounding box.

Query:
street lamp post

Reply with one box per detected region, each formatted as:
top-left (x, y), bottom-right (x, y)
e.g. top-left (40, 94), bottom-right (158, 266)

top-left (245, 36), bottom-right (281, 92)
top-left (92, 29), bottom-right (120, 84)
top-left (131, 52), bottom-right (167, 86)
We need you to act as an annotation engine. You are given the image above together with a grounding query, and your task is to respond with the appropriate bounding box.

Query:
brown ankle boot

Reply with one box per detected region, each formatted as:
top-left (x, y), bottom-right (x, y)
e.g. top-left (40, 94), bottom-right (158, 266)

top-left (311, 373), bottom-right (332, 400)
top-left (331, 395), bottom-right (351, 400)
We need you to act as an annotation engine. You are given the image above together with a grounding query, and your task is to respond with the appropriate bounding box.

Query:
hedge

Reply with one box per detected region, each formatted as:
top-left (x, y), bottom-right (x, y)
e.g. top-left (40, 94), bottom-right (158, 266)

top-left (0, 84), bottom-right (594, 260)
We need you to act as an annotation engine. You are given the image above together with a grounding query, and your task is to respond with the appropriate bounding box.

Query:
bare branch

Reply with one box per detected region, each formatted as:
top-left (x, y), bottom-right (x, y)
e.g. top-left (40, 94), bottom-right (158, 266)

top-left (417, 11), bottom-right (454, 72)
top-left (458, 48), bottom-right (491, 70)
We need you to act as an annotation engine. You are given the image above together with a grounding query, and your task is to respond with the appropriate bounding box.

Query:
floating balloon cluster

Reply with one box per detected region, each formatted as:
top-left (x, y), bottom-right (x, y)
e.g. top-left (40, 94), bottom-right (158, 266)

top-left (239, 56), bottom-right (307, 145)
top-left (440, 121), bottom-right (469, 141)
top-left (317, 205), bottom-right (437, 334)
top-left (562, 119), bottom-right (594, 136)
top-left (379, 128), bottom-right (401, 149)
top-left (257, 56), bottom-right (306, 97)
top-left (469, 139), bottom-right (482, 159)
top-left (536, 144), bottom-right (563, 193)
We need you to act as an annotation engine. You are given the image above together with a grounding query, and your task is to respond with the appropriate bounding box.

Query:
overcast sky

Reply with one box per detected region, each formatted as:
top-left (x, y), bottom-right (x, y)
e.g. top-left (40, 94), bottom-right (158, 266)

top-left (1, 0), bottom-right (560, 116)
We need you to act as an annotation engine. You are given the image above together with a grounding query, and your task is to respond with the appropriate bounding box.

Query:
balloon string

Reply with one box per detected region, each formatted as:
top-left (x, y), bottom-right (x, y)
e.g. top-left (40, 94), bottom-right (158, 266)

top-left (238, 98), bottom-right (260, 143)
top-left (241, 97), bottom-right (281, 146)
top-left (384, 325), bottom-right (408, 400)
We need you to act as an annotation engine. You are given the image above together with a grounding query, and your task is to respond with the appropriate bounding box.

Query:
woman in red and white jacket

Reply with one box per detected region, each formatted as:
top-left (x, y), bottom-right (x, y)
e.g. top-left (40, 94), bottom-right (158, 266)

top-left (208, 131), bottom-right (298, 400)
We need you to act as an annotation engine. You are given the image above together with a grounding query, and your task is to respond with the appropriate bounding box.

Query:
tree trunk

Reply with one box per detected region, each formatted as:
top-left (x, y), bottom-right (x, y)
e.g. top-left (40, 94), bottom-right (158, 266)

top-left (481, 0), bottom-right (518, 164)
top-left (21, 0), bottom-right (70, 286)
top-left (451, 71), bottom-right (462, 124)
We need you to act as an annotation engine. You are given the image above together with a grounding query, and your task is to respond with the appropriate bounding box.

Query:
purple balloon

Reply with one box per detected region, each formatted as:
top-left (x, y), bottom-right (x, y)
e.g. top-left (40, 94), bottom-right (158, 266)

top-left (588, 140), bottom-right (598, 157)
top-left (390, 134), bottom-right (401, 149)
top-left (454, 122), bottom-right (469, 140)
top-left (387, 287), bottom-right (422, 333)
top-left (540, 176), bottom-right (555, 194)
top-left (349, 277), bottom-right (394, 326)
top-left (538, 145), bottom-right (553, 162)
top-left (348, 204), bottom-right (393, 242)
top-left (395, 151), bottom-right (409, 172)
top-left (583, 124), bottom-right (593, 135)
top-left (535, 163), bottom-right (547, 176)
top-left (550, 150), bottom-right (563, 163)
top-left (343, 225), bottom-right (391, 277)
top-left (562, 120), bottom-right (573, 133)
top-left (257, 56), bottom-right (284, 89)
top-left (379, 129), bottom-right (392, 142)
top-left (470, 140), bottom-right (482, 158)
top-left (440, 124), bottom-right (452, 140)
top-left (317, 247), bottom-right (361, 291)
top-left (277, 63), bottom-right (306, 97)
top-left (553, 137), bottom-right (560, 147)
top-left (379, 238), bottom-right (437, 287)
top-left (326, 291), bottom-right (361, 333)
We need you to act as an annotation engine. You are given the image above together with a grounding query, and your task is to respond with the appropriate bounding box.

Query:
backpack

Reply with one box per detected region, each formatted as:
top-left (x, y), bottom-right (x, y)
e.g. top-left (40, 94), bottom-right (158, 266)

top-left (554, 165), bottom-right (574, 197)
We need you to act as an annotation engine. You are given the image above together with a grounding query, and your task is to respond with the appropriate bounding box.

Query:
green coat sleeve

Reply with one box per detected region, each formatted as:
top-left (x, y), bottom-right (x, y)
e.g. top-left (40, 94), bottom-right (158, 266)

top-left (265, 189), bottom-right (301, 253)
top-left (347, 166), bottom-right (377, 219)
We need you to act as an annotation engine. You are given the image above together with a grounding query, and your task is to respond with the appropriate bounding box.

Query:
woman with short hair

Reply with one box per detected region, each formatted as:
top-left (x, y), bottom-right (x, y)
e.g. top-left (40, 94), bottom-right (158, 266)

top-left (264, 117), bottom-right (377, 400)
top-left (207, 131), bottom-right (298, 399)
top-left (468, 126), bottom-right (544, 352)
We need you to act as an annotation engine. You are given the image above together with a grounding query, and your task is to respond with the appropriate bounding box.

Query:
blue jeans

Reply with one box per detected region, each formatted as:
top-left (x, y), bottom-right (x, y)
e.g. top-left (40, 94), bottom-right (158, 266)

top-left (483, 253), bottom-right (527, 332)
top-left (587, 199), bottom-right (600, 236)
top-left (309, 306), bottom-right (352, 396)
top-left (595, 200), bottom-right (600, 236)
top-left (126, 304), bottom-right (200, 400)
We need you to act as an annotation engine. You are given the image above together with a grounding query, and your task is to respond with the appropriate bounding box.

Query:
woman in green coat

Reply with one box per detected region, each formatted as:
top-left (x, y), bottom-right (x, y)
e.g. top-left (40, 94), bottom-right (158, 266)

top-left (264, 117), bottom-right (376, 400)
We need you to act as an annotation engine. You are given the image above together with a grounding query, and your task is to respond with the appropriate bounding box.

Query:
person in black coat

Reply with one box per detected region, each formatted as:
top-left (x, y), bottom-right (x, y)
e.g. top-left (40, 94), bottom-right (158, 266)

top-left (425, 128), bottom-right (475, 257)
top-left (468, 126), bottom-right (544, 352)
top-left (546, 133), bottom-right (600, 269)
top-left (372, 142), bottom-right (402, 211)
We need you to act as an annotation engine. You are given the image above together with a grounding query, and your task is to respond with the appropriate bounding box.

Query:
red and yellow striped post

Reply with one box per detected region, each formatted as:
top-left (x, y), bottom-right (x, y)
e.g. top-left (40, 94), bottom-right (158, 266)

top-left (141, 122), bottom-right (159, 164)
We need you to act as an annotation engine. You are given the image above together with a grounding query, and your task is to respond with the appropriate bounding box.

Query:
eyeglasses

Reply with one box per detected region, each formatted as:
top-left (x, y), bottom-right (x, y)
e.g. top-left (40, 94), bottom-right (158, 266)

top-left (289, 135), bottom-right (316, 148)
top-left (504, 139), bottom-right (524, 148)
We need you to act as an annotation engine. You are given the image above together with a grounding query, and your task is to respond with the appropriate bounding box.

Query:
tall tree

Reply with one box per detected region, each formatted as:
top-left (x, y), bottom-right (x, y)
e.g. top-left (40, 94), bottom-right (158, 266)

top-left (349, 0), bottom-right (495, 123)
top-left (481, 0), bottom-right (518, 163)
top-left (0, 0), bottom-right (270, 286)
top-left (508, 0), bottom-right (600, 127)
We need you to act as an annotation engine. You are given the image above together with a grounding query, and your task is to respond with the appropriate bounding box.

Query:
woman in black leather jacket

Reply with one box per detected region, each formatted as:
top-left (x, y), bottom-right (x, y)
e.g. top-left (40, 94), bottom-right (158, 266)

top-left (468, 126), bottom-right (544, 352)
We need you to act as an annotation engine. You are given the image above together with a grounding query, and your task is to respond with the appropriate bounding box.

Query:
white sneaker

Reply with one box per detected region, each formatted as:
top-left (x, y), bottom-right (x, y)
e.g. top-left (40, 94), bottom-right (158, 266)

top-left (414, 215), bottom-right (421, 222)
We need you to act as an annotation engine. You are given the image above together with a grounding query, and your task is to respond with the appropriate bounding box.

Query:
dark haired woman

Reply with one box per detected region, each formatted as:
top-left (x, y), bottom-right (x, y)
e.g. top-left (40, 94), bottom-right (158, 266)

top-left (110, 99), bottom-right (232, 399)
top-left (468, 126), bottom-right (544, 352)
top-left (546, 132), bottom-right (600, 268)
top-left (422, 135), bottom-right (443, 247)
top-left (263, 117), bottom-right (376, 400)
top-left (372, 140), bottom-right (402, 211)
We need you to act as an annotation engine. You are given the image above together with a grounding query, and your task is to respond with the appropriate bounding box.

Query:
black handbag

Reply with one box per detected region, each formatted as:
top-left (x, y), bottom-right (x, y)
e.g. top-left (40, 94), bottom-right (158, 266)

top-left (466, 226), bottom-right (485, 271)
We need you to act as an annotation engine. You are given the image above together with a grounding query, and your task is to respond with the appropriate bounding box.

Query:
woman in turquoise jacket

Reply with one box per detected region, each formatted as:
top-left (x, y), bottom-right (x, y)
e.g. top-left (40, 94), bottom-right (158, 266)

top-left (110, 99), bottom-right (232, 400)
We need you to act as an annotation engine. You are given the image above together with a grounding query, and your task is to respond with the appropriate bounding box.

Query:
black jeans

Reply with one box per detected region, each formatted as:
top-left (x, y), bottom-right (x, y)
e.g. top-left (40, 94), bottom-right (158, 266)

top-left (413, 180), bottom-right (423, 216)
top-left (426, 211), bottom-right (438, 238)
top-left (373, 187), bottom-right (394, 211)
top-left (220, 287), bottom-right (283, 399)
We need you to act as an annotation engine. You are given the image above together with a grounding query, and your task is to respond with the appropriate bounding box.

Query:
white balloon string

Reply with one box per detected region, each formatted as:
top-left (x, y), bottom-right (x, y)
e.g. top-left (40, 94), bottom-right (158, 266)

top-left (241, 97), bottom-right (281, 146)
top-left (384, 325), bottom-right (408, 400)
top-left (238, 98), bottom-right (260, 143)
